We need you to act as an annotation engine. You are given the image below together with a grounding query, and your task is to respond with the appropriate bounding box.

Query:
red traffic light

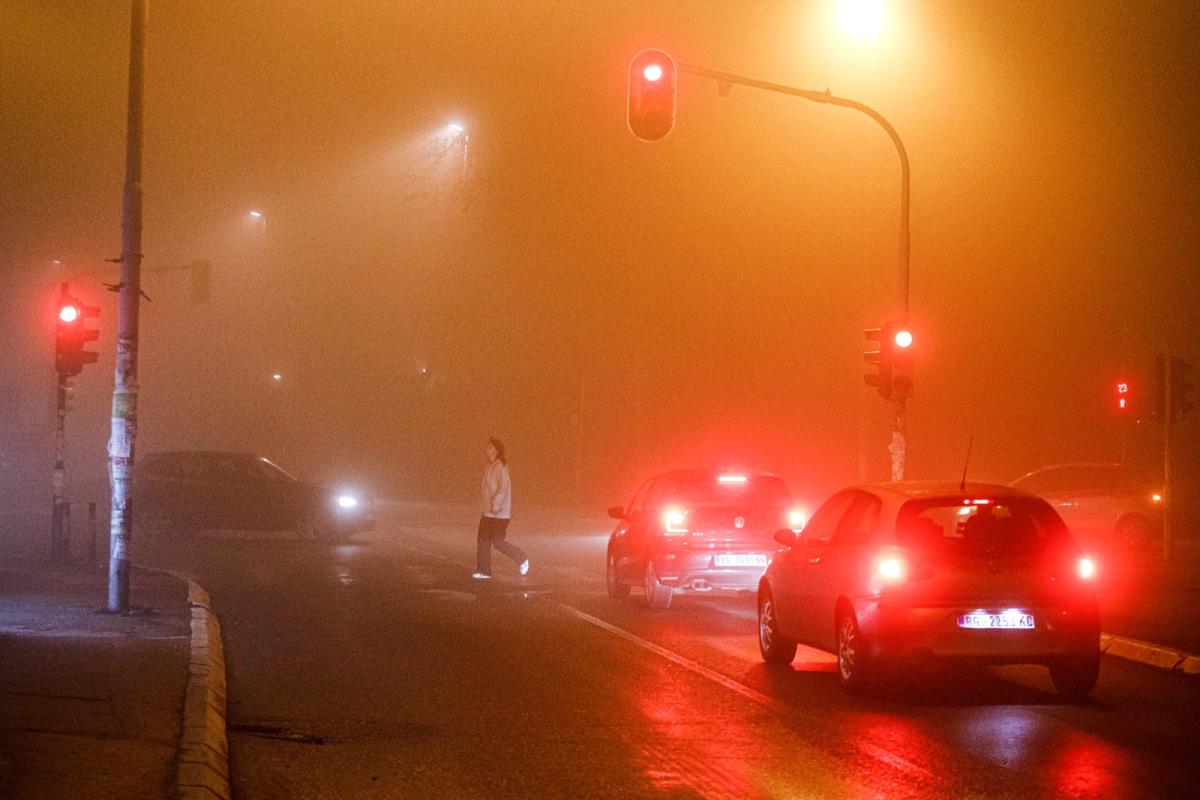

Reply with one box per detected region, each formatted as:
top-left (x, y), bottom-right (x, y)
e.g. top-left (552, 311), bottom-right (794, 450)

top-left (894, 328), bottom-right (913, 348)
top-left (628, 49), bottom-right (676, 142)
top-left (58, 303), bottom-right (81, 323)
top-left (55, 282), bottom-right (100, 379)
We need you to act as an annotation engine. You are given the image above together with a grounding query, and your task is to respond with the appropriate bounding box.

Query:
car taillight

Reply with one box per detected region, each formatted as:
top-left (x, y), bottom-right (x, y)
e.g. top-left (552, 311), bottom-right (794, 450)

top-left (788, 508), bottom-right (806, 531)
top-left (1151, 493), bottom-right (1162, 504)
top-left (877, 555), bottom-right (906, 583)
top-left (663, 508), bottom-right (688, 535)
top-left (1077, 556), bottom-right (1096, 580)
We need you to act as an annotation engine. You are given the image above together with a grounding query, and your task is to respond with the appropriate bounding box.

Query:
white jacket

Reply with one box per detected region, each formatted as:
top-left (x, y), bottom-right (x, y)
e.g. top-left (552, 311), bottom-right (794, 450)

top-left (481, 460), bottom-right (511, 519)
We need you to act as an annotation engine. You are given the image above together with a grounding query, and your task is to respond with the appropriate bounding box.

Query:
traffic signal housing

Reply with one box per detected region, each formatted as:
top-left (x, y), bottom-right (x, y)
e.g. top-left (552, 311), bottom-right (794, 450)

top-left (864, 323), bottom-right (914, 400)
top-left (55, 282), bottom-right (100, 379)
top-left (1171, 356), bottom-right (1194, 422)
top-left (627, 49), bottom-right (676, 142)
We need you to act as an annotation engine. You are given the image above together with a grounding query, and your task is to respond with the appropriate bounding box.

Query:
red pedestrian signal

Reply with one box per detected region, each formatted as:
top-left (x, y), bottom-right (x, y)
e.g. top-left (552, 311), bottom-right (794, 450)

top-left (55, 282), bottom-right (100, 379)
top-left (1116, 381), bottom-right (1130, 412)
top-left (628, 49), bottom-right (676, 141)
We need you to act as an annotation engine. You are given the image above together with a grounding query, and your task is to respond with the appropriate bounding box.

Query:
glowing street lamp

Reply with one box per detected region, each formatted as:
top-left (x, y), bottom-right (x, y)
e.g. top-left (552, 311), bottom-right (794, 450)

top-left (838, 0), bottom-right (885, 40)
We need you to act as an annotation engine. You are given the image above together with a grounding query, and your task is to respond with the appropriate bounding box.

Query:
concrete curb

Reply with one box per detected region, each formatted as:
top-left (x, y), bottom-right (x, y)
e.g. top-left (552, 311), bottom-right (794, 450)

top-left (1100, 632), bottom-right (1200, 676)
top-left (137, 567), bottom-right (231, 800)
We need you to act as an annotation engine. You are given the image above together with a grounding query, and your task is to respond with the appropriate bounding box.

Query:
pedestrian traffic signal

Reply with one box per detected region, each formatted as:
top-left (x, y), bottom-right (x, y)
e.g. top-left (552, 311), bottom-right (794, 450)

top-left (628, 49), bottom-right (676, 141)
top-left (1115, 380), bottom-right (1131, 412)
top-left (1171, 356), bottom-right (1194, 422)
top-left (55, 283), bottom-right (100, 379)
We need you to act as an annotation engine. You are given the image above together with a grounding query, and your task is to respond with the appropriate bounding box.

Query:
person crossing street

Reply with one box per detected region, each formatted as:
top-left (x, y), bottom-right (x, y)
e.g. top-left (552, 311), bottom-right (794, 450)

top-left (472, 437), bottom-right (529, 580)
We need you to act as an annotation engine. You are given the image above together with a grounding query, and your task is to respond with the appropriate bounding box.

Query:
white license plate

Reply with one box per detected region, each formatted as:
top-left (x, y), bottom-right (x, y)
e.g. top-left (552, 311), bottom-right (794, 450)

top-left (714, 554), bottom-right (768, 567)
top-left (957, 613), bottom-right (1035, 630)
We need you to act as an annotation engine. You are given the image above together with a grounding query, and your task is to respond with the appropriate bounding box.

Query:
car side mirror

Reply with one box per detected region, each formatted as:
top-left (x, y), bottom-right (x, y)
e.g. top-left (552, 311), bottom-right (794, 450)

top-left (607, 505), bottom-right (626, 520)
top-left (773, 528), bottom-right (798, 547)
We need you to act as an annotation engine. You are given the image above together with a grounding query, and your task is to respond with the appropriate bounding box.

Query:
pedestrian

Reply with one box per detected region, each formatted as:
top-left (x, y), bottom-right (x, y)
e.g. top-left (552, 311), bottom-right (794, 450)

top-left (472, 436), bottom-right (529, 580)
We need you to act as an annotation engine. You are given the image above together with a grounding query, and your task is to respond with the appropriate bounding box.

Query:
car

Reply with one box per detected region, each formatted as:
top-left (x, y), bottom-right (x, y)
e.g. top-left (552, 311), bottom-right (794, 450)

top-left (757, 482), bottom-right (1101, 699)
top-left (1009, 463), bottom-right (1162, 551)
top-left (606, 469), bottom-right (804, 608)
top-left (134, 451), bottom-right (375, 541)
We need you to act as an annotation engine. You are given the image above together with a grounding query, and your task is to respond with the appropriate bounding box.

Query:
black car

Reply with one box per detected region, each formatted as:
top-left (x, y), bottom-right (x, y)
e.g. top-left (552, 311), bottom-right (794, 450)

top-left (606, 469), bottom-right (803, 608)
top-left (134, 451), bottom-right (375, 541)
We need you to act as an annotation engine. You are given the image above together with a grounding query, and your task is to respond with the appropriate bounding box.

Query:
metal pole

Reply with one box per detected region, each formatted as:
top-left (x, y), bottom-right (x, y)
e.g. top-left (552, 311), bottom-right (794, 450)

top-left (52, 377), bottom-right (66, 561)
top-left (1163, 341), bottom-right (1172, 561)
top-left (678, 64), bottom-right (912, 477)
top-left (108, 0), bottom-right (147, 613)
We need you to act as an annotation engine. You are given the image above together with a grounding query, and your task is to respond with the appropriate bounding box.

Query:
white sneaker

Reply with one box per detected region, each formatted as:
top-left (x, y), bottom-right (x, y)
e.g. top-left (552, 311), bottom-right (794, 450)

top-left (471, 572), bottom-right (492, 580)
top-left (518, 559), bottom-right (530, 577)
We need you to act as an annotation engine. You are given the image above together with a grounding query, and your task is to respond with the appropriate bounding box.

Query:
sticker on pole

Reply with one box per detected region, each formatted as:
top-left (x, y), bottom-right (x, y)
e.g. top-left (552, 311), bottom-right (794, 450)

top-left (108, 420), bottom-right (132, 460)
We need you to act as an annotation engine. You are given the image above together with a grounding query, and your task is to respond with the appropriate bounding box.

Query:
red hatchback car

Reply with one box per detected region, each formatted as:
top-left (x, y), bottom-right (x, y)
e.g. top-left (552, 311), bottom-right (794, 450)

top-left (606, 469), bottom-right (803, 609)
top-left (757, 482), bottom-right (1101, 699)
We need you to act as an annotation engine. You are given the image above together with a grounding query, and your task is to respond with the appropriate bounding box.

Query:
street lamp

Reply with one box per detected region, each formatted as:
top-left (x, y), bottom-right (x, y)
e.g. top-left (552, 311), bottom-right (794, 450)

top-left (838, 0), bottom-right (885, 40)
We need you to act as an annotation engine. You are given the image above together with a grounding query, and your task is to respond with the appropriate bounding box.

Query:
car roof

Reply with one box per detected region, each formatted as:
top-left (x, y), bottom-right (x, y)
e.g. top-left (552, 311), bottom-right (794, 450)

top-left (846, 481), bottom-right (1039, 502)
top-left (143, 450), bottom-right (265, 461)
top-left (1010, 462), bottom-right (1122, 482)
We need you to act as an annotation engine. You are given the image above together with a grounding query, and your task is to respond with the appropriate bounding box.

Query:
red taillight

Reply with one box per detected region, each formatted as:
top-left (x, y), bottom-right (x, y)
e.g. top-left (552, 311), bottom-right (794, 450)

top-left (788, 508), bottom-right (806, 531)
top-left (1077, 557), bottom-right (1096, 580)
top-left (663, 508), bottom-right (688, 535)
top-left (877, 555), bottom-right (906, 582)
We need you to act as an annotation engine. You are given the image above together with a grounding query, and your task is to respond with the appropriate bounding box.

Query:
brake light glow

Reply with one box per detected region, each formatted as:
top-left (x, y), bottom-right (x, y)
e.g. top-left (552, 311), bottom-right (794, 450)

top-left (877, 556), bottom-right (906, 582)
top-left (663, 508), bottom-right (688, 534)
top-left (1077, 557), bottom-right (1096, 580)
top-left (717, 475), bottom-right (747, 484)
top-left (788, 509), bottom-right (806, 531)
top-left (1152, 493), bottom-right (1162, 503)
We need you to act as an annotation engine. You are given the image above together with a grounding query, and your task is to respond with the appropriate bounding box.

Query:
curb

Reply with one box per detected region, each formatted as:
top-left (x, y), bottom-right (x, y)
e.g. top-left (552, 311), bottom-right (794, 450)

top-left (138, 567), bottom-right (231, 800)
top-left (1100, 632), bottom-right (1200, 676)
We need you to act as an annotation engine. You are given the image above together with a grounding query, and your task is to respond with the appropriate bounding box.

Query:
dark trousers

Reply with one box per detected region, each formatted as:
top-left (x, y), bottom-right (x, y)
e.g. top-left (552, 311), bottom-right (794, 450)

top-left (476, 516), bottom-right (525, 575)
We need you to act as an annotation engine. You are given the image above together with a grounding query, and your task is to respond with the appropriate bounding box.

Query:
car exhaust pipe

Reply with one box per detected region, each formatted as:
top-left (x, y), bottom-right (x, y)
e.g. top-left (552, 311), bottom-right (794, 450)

top-left (690, 578), bottom-right (713, 592)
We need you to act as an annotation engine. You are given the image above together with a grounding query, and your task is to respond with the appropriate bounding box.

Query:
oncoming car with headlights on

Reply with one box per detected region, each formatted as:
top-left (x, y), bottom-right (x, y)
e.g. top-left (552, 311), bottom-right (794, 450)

top-left (757, 482), bottom-right (1101, 699)
top-left (134, 451), bottom-right (375, 542)
top-left (606, 469), bottom-right (805, 609)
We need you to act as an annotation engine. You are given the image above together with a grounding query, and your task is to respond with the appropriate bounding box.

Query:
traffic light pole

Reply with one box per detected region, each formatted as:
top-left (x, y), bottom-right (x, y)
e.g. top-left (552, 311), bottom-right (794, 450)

top-left (678, 64), bottom-right (912, 478)
top-left (51, 376), bottom-right (67, 561)
top-left (1162, 341), bottom-right (1173, 561)
top-left (107, 0), bottom-right (146, 613)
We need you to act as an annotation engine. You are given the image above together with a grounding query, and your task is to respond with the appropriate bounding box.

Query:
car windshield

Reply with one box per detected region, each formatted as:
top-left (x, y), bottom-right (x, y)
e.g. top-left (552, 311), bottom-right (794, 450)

top-left (669, 475), bottom-right (791, 507)
top-left (896, 496), bottom-right (1070, 558)
top-left (1015, 465), bottom-right (1133, 494)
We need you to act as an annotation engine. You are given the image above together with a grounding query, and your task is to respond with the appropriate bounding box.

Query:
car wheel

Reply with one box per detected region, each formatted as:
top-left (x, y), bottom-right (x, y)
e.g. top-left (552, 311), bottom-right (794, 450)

top-left (1049, 655), bottom-right (1100, 701)
top-left (758, 587), bottom-right (797, 665)
top-left (1115, 514), bottom-right (1155, 550)
top-left (606, 550), bottom-right (630, 598)
top-left (643, 560), bottom-right (673, 609)
top-left (836, 610), bottom-right (876, 691)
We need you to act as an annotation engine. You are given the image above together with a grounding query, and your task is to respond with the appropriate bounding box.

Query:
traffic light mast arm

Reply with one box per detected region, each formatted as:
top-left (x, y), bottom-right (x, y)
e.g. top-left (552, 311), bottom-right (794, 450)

top-left (677, 63), bottom-right (911, 319)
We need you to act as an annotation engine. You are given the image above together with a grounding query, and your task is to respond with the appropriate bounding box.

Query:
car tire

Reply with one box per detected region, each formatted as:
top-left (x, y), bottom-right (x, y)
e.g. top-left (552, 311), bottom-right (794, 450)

top-left (606, 550), bottom-right (630, 598)
top-left (1049, 655), bottom-right (1100, 700)
top-left (1115, 514), bottom-right (1155, 550)
top-left (758, 587), bottom-right (797, 665)
top-left (643, 560), bottom-right (673, 609)
top-left (836, 609), bottom-right (877, 691)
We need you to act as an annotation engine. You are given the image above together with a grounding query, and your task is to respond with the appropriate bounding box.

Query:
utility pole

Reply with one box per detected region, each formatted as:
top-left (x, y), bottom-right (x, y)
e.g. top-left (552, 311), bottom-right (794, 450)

top-left (1162, 341), bottom-right (1172, 561)
top-left (107, 0), bottom-right (147, 613)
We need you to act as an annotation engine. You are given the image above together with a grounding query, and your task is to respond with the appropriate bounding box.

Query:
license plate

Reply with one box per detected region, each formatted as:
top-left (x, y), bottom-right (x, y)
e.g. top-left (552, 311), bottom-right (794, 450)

top-left (714, 553), bottom-right (768, 567)
top-left (957, 612), bottom-right (1035, 630)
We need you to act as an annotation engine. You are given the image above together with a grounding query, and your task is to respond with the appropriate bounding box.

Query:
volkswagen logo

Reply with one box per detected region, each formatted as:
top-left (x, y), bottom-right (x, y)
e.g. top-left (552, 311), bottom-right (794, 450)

top-left (733, 516), bottom-right (745, 529)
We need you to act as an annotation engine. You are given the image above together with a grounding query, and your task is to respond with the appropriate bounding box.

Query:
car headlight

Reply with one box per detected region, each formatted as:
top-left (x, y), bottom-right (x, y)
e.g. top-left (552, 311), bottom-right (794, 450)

top-left (336, 494), bottom-right (359, 509)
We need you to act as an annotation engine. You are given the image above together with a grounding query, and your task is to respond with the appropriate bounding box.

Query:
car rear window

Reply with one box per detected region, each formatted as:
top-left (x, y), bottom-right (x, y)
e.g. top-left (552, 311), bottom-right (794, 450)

top-left (668, 475), bottom-right (791, 507)
top-left (896, 496), bottom-right (1070, 557)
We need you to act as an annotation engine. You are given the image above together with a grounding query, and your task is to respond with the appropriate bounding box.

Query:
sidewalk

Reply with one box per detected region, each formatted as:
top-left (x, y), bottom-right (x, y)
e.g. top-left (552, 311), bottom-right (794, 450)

top-left (1098, 539), bottom-right (1200, 657)
top-left (0, 560), bottom-right (189, 800)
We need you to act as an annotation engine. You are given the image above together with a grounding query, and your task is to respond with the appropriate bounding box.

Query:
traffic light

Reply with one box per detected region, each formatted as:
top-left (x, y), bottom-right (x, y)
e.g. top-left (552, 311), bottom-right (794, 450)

top-left (863, 327), bottom-right (892, 398)
top-left (1171, 356), bottom-right (1194, 422)
top-left (55, 282), bottom-right (100, 379)
top-left (628, 49), bottom-right (676, 141)
top-left (891, 326), bottom-right (914, 399)
top-left (1115, 380), bottom-right (1131, 412)
top-left (864, 323), bottom-right (914, 400)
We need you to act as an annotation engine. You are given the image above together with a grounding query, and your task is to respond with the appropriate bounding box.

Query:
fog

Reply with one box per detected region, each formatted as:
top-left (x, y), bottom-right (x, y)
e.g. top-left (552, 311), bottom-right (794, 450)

top-left (2, 1), bottom-right (1198, 519)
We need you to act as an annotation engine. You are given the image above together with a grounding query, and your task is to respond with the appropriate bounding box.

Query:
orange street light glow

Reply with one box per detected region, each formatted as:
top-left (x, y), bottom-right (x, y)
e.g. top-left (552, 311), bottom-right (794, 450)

top-left (838, 0), bottom-right (885, 40)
